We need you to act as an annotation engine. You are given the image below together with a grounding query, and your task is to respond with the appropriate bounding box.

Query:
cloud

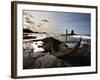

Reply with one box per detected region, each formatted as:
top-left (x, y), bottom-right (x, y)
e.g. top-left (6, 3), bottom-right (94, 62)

top-left (42, 19), bottom-right (49, 22)
top-left (23, 12), bottom-right (53, 33)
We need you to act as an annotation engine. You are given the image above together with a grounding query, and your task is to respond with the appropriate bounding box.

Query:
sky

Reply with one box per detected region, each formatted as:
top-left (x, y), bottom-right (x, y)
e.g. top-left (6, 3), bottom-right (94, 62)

top-left (24, 10), bottom-right (91, 35)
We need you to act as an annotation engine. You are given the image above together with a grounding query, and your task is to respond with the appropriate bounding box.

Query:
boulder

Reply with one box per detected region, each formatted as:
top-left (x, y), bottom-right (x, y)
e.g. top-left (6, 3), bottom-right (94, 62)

top-left (33, 54), bottom-right (66, 68)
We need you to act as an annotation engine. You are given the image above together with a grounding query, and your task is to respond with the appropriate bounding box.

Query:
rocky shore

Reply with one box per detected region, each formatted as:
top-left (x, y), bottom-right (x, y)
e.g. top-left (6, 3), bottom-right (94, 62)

top-left (23, 37), bottom-right (90, 69)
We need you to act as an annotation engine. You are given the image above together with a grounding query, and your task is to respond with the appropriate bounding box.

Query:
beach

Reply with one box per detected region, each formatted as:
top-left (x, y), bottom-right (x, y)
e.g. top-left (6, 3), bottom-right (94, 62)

top-left (23, 32), bottom-right (91, 69)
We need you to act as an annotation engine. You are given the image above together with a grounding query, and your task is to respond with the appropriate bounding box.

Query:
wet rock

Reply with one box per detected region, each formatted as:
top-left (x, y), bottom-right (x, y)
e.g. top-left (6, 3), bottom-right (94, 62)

top-left (33, 54), bottom-right (66, 68)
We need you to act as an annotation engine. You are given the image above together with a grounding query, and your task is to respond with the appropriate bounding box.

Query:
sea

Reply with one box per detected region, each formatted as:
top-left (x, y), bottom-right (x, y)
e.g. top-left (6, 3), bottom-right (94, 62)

top-left (23, 33), bottom-right (91, 52)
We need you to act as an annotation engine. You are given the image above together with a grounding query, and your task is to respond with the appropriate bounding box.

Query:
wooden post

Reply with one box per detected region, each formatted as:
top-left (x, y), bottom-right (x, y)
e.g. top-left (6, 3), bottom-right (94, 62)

top-left (66, 29), bottom-right (68, 42)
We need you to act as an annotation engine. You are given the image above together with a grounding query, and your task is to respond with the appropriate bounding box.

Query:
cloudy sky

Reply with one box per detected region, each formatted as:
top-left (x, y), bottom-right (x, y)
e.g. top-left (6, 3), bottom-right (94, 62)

top-left (24, 10), bottom-right (91, 35)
